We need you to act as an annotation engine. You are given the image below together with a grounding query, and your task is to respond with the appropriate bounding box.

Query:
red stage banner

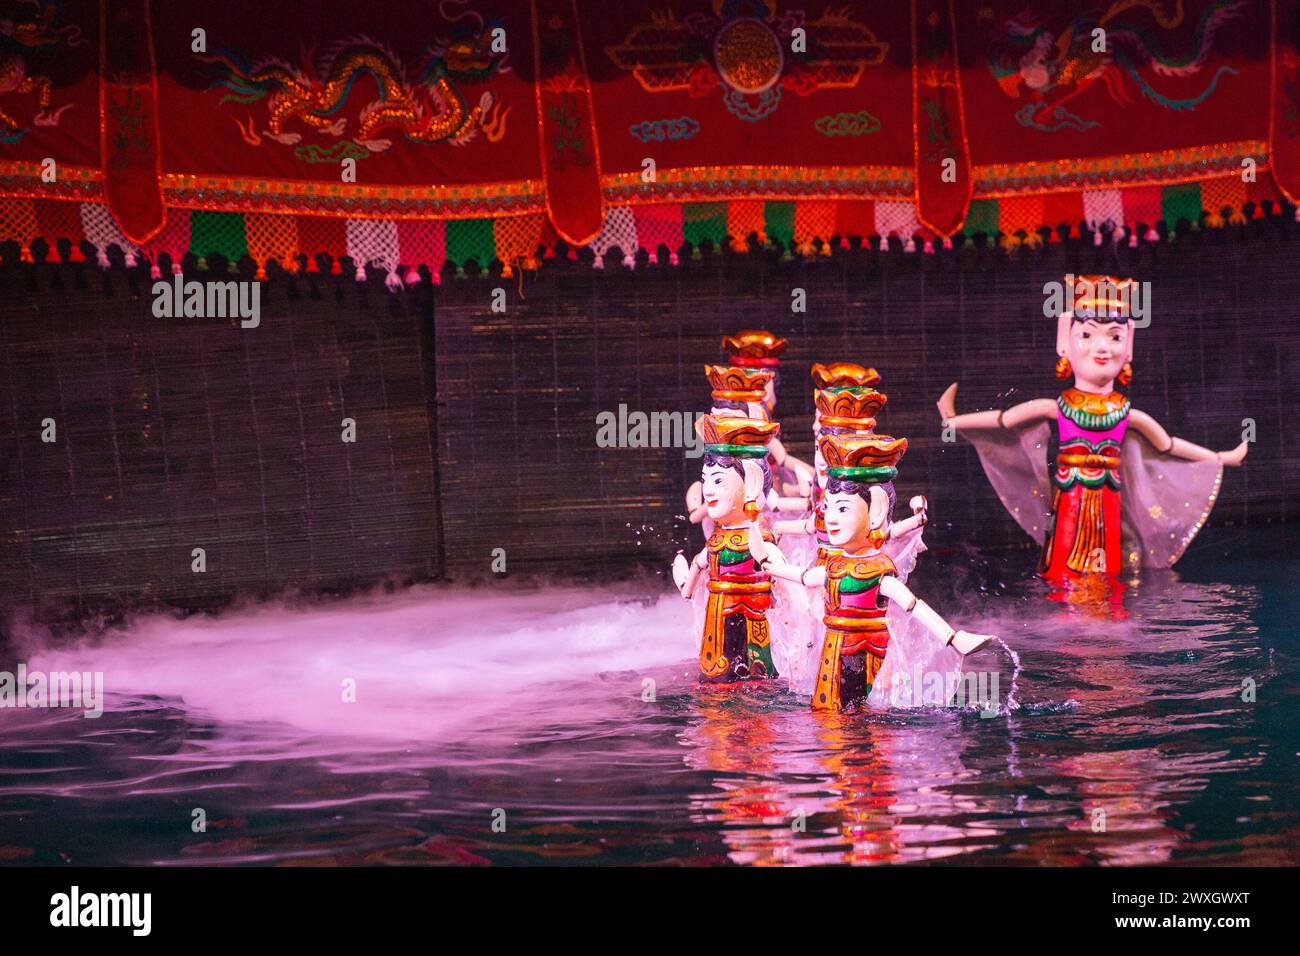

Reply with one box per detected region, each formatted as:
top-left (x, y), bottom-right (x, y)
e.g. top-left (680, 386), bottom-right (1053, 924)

top-left (0, 0), bottom-right (1292, 262)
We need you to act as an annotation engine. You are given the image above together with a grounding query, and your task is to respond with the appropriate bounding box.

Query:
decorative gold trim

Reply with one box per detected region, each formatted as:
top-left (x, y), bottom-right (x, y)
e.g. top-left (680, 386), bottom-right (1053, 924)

top-left (159, 172), bottom-right (545, 218)
top-left (820, 433), bottom-right (907, 471)
top-left (602, 164), bottom-right (914, 203)
top-left (823, 614), bottom-right (888, 630)
top-left (696, 413), bottom-right (779, 448)
top-left (815, 387), bottom-right (888, 424)
top-left (1056, 453), bottom-right (1121, 469)
top-left (0, 160), bottom-right (102, 182)
top-left (1059, 388), bottom-right (1128, 417)
top-left (0, 161), bottom-right (104, 201)
top-left (705, 364), bottom-right (773, 403)
top-left (723, 330), bottom-right (787, 362)
top-left (973, 141), bottom-right (1268, 198)
top-left (1168, 463), bottom-right (1224, 565)
top-left (811, 362), bottom-right (880, 388)
top-left (707, 580), bottom-right (772, 594)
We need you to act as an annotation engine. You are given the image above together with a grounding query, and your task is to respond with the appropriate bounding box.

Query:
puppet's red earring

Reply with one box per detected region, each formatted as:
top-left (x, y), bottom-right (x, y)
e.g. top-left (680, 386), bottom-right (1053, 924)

top-left (1054, 355), bottom-right (1072, 380)
top-left (868, 527), bottom-right (887, 549)
top-left (744, 501), bottom-right (761, 521)
top-left (1118, 361), bottom-right (1133, 386)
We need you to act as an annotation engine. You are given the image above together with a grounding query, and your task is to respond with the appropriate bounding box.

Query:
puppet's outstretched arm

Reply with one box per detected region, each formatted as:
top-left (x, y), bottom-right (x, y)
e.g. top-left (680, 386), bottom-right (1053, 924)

top-left (937, 383), bottom-right (1056, 432)
top-left (750, 530), bottom-right (826, 588)
top-left (773, 513), bottom-right (815, 536)
top-left (889, 495), bottom-right (928, 539)
top-left (879, 575), bottom-right (994, 657)
top-left (1128, 409), bottom-right (1249, 466)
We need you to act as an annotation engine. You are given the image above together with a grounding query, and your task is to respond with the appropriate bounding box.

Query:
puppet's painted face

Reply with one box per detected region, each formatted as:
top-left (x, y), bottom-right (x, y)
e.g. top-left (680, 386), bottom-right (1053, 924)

top-left (823, 490), bottom-right (872, 548)
top-left (702, 463), bottom-right (746, 523)
top-left (1068, 319), bottom-right (1129, 390)
top-left (814, 445), bottom-right (828, 488)
top-left (824, 485), bottom-right (889, 550)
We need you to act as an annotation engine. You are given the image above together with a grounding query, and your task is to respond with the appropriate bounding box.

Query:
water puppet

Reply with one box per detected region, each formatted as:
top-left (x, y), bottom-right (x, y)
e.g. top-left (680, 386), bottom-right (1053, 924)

top-left (672, 414), bottom-right (807, 683)
top-left (776, 375), bottom-right (927, 567)
top-left (721, 329), bottom-right (814, 493)
top-left (937, 275), bottom-right (1248, 581)
top-left (753, 432), bottom-right (995, 710)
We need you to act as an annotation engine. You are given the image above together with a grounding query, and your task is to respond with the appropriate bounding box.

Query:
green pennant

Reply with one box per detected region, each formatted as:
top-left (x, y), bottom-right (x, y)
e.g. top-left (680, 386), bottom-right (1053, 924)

top-left (1161, 182), bottom-right (1202, 230)
top-left (445, 219), bottom-right (496, 271)
top-left (963, 198), bottom-right (999, 237)
top-left (763, 201), bottom-right (795, 250)
top-left (682, 202), bottom-right (728, 249)
top-left (188, 211), bottom-right (248, 271)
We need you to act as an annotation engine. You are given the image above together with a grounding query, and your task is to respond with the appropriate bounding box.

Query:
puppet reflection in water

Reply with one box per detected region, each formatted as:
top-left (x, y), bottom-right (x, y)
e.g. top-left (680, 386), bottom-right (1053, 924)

top-left (938, 275), bottom-right (1248, 589)
top-left (675, 571), bottom-right (1259, 866)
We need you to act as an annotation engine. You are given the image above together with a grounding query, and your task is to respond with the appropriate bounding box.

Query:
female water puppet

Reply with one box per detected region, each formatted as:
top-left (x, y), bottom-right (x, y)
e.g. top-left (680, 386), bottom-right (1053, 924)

top-left (752, 433), bottom-right (995, 711)
top-left (673, 414), bottom-right (808, 683)
top-left (937, 276), bottom-right (1248, 580)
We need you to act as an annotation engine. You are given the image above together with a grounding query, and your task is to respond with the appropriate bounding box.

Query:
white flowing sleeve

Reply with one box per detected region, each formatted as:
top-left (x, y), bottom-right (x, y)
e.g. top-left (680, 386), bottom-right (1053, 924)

top-left (868, 598), bottom-right (964, 710)
top-left (882, 521), bottom-right (927, 584)
top-left (767, 577), bottom-right (816, 692)
top-left (687, 572), bottom-right (708, 657)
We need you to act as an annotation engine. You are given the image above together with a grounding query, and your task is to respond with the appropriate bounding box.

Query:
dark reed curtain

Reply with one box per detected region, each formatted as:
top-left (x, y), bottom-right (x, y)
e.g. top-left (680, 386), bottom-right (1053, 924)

top-left (1, 223), bottom-right (1298, 622)
top-left (0, 255), bottom-right (442, 624)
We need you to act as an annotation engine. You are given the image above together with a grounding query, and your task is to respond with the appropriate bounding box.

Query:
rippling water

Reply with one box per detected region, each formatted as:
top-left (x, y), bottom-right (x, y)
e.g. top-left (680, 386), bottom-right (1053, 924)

top-left (1, 527), bottom-right (1296, 866)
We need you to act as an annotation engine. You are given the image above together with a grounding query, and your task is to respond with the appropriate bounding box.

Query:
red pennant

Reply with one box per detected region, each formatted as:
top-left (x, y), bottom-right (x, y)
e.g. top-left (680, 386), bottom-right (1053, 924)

top-left (531, 0), bottom-right (605, 246)
top-left (1272, 0), bottom-right (1300, 205)
top-left (912, 0), bottom-right (972, 237)
top-left (100, 0), bottom-right (164, 245)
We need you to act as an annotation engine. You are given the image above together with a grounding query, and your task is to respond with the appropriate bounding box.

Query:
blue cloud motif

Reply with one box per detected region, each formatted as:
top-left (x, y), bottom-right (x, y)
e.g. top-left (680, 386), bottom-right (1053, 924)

top-left (629, 117), bottom-right (701, 143)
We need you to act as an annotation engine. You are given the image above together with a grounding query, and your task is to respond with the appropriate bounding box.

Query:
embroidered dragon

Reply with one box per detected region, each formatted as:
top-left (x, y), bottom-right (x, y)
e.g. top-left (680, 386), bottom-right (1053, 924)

top-left (982, 0), bottom-right (1246, 132)
top-left (0, 0), bottom-right (84, 140)
top-left (202, 3), bottom-right (508, 160)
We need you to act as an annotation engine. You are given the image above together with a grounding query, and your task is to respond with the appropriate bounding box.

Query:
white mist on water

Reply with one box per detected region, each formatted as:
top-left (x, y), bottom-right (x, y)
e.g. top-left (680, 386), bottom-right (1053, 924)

top-left (19, 584), bottom-right (697, 742)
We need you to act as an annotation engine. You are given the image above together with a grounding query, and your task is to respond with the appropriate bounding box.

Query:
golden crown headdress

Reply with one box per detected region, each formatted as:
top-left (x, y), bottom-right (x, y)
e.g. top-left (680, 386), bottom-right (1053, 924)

top-left (810, 362), bottom-right (881, 390)
top-left (704, 364), bottom-right (774, 404)
top-left (722, 330), bottom-right (788, 368)
top-left (1069, 274), bottom-right (1136, 321)
top-left (696, 414), bottom-right (780, 458)
top-left (819, 433), bottom-right (907, 483)
top-left (814, 387), bottom-right (887, 431)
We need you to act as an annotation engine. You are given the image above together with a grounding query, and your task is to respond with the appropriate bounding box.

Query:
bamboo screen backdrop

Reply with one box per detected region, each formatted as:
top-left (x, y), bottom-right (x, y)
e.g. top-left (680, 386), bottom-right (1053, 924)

top-left (1, 229), bottom-right (1297, 624)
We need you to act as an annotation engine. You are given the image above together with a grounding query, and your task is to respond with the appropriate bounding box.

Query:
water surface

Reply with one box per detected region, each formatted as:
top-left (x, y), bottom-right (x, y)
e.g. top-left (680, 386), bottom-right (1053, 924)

top-left (0, 527), bottom-right (1295, 866)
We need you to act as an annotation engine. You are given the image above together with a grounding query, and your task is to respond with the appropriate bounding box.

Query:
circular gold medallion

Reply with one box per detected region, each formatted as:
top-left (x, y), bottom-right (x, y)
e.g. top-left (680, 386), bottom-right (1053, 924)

top-left (714, 19), bottom-right (783, 94)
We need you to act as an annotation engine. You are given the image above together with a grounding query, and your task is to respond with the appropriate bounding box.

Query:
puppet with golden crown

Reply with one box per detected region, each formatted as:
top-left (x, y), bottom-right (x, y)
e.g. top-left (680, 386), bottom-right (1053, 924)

top-left (672, 414), bottom-right (809, 683)
top-left (752, 432), bottom-right (995, 710)
top-left (775, 365), bottom-right (928, 570)
top-left (685, 362), bottom-right (809, 535)
top-left (938, 276), bottom-right (1248, 581)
